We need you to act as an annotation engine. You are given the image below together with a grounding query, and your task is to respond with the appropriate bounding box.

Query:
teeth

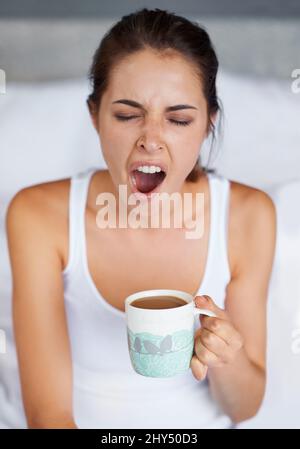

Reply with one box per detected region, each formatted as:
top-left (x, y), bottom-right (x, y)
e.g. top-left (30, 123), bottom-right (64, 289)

top-left (136, 165), bottom-right (162, 174)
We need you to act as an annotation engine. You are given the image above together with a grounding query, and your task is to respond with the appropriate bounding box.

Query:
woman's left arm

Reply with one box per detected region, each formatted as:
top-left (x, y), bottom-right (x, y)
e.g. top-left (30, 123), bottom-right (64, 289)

top-left (190, 189), bottom-right (277, 424)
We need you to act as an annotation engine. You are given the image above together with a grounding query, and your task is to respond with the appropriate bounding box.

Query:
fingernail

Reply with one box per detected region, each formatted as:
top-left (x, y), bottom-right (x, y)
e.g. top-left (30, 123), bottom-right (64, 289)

top-left (195, 295), bottom-right (207, 306)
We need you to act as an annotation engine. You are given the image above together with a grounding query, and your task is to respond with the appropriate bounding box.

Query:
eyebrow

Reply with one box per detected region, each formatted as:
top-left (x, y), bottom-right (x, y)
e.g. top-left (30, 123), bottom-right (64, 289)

top-left (112, 99), bottom-right (198, 112)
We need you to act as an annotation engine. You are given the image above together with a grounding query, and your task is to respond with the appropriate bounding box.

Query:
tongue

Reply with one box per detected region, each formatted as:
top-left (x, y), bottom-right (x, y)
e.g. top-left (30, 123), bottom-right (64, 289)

top-left (133, 170), bottom-right (166, 194)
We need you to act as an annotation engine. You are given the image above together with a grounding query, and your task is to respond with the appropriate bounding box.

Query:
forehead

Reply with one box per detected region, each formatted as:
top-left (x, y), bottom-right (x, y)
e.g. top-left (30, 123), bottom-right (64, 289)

top-left (105, 48), bottom-right (205, 107)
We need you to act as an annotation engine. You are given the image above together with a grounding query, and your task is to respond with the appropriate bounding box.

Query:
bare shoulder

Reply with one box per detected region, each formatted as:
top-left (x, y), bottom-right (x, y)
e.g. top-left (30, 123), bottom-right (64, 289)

top-left (228, 180), bottom-right (277, 277)
top-left (7, 177), bottom-right (70, 217)
top-left (6, 177), bottom-right (71, 265)
top-left (230, 180), bottom-right (276, 222)
top-left (6, 177), bottom-right (71, 226)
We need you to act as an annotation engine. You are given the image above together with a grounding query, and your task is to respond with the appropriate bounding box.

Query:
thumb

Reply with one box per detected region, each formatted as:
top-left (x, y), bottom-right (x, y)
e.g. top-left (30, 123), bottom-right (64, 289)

top-left (194, 295), bottom-right (226, 319)
top-left (190, 355), bottom-right (208, 382)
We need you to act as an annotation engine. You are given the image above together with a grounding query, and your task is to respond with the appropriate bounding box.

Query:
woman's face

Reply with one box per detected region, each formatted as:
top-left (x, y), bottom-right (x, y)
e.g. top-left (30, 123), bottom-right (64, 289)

top-left (91, 48), bottom-right (210, 198)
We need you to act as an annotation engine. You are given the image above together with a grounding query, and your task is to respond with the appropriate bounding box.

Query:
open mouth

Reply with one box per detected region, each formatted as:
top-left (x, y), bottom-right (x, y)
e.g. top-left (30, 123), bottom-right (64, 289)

top-left (130, 169), bottom-right (167, 195)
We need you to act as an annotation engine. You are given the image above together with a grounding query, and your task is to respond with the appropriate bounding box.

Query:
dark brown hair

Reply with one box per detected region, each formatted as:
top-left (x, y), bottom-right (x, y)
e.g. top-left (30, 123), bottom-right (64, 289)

top-left (87, 8), bottom-right (221, 182)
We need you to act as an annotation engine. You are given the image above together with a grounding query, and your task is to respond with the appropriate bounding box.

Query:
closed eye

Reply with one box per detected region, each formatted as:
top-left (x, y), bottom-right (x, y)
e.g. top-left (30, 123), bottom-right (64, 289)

top-left (169, 119), bottom-right (191, 127)
top-left (114, 115), bottom-right (192, 127)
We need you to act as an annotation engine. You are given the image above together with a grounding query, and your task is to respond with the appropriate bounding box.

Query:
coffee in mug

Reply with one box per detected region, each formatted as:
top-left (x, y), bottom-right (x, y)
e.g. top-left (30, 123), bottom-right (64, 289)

top-left (131, 296), bottom-right (187, 310)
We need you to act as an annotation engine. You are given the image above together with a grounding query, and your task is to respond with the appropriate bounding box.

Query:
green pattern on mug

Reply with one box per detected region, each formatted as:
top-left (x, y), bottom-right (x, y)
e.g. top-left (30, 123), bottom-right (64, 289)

top-left (127, 326), bottom-right (194, 377)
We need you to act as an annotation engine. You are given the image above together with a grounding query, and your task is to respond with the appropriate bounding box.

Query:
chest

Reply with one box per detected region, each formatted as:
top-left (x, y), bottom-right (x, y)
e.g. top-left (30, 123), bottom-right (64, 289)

top-left (85, 218), bottom-right (210, 312)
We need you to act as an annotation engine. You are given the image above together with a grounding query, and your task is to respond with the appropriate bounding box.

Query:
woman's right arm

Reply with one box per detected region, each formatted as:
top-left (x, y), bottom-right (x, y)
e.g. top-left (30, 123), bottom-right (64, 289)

top-left (6, 186), bottom-right (77, 428)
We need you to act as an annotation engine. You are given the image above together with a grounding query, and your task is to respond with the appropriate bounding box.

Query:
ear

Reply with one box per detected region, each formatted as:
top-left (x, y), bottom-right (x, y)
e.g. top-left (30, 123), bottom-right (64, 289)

top-left (211, 111), bottom-right (218, 127)
top-left (87, 99), bottom-right (99, 132)
top-left (206, 111), bottom-right (218, 138)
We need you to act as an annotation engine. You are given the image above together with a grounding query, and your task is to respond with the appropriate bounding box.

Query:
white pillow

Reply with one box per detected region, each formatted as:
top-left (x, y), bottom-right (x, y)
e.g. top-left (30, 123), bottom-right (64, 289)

top-left (209, 71), bottom-right (300, 190)
top-left (0, 78), bottom-right (105, 204)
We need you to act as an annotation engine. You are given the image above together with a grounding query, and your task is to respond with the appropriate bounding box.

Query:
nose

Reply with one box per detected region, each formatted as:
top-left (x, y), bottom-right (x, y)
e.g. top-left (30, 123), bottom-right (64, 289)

top-left (136, 122), bottom-right (165, 154)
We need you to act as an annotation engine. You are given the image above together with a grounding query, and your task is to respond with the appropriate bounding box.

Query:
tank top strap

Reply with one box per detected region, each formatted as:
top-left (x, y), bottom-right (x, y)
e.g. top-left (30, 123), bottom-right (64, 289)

top-left (210, 173), bottom-right (230, 279)
top-left (62, 167), bottom-right (98, 276)
top-left (203, 172), bottom-right (231, 299)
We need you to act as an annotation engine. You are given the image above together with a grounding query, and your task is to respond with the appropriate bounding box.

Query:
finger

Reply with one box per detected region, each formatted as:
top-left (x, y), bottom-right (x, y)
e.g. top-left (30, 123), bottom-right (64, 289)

top-left (194, 295), bottom-right (227, 319)
top-left (190, 355), bottom-right (208, 381)
top-left (200, 317), bottom-right (244, 350)
top-left (194, 336), bottom-right (222, 367)
top-left (198, 329), bottom-right (235, 363)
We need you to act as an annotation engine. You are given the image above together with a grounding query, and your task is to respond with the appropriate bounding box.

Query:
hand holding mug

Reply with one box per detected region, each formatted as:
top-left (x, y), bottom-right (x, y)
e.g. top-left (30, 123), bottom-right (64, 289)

top-left (191, 295), bottom-right (244, 381)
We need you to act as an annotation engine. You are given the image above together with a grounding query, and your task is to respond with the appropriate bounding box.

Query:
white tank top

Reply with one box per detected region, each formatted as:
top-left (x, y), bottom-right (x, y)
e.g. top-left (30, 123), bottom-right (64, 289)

top-left (62, 167), bottom-right (233, 429)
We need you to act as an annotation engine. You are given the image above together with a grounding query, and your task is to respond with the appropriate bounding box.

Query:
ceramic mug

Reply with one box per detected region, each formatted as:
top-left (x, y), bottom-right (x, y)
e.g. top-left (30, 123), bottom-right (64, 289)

top-left (125, 289), bottom-right (216, 378)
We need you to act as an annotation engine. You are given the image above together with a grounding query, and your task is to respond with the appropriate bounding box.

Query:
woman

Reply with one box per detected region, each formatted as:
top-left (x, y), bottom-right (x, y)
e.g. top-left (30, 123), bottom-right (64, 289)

top-left (6, 8), bottom-right (276, 429)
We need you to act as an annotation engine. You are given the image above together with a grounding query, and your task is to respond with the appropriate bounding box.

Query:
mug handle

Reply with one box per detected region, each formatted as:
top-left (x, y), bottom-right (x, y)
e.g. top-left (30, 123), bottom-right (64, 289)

top-left (192, 302), bottom-right (217, 318)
